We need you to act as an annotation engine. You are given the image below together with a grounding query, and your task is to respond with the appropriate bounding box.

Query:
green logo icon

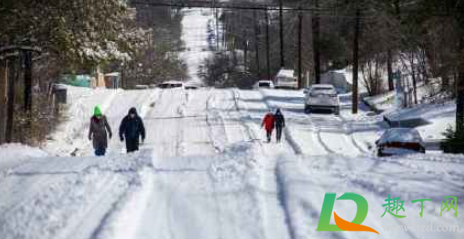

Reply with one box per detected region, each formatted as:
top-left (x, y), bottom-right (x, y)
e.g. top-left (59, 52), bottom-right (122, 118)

top-left (316, 193), bottom-right (378, 234)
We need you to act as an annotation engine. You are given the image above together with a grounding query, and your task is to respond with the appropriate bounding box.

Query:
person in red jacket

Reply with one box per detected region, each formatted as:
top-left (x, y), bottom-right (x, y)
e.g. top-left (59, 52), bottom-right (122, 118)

top-left (261, 111), bottom-right (275, 143)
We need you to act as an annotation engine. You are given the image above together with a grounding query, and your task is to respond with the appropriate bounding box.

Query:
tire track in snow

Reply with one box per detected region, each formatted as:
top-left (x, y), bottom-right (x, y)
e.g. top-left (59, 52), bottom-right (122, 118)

top-left (88, 169), bottom-right (153, 239)
top-left (259, 89), bottom-right (368, 156)
top-left (207, 90), bottom-right (266, 239)
top-left (297, 112), bottom-right (364, 156)
top-left (232, 89), bottom-right (295, 239)
top-left (102, 89), bottom-right (220, 239)
top-left (255, 90), bottom-right (303, 155)
top-left (205, 91), bottom-right (229, 152)
top-left (258, 90), bottom-right (329, 156)
top-left (0, 159), bottom-right (130, 239)
top-left (0, 158), bottom-right (96, 219)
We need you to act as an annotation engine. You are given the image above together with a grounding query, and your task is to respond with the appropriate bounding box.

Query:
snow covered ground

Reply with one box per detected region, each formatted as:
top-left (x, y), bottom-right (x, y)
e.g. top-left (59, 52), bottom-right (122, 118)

top-left (180, 8), bottom-right (216, 85)
top-left (1, 86), bottom-right (462, 239)
top-left (0, 143), bottom-right (48, 172)
top-left (384, 101), bottom-right (455, 141)
top-left (45, 86), bottom-right (158, 156)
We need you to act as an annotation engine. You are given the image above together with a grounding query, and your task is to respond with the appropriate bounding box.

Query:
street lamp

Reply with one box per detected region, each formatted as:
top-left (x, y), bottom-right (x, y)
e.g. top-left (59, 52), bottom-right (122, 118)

top-left (135, 63), bottom-right (143, 83)
top-left (120, 61), bottom-right (125, 89)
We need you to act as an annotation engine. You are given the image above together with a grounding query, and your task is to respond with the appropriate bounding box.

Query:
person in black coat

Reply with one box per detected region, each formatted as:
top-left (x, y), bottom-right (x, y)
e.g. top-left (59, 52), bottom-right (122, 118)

top-left (119, 107), bottom-right (146, 153)
top-left (274, 108), bottom-right (285, 143)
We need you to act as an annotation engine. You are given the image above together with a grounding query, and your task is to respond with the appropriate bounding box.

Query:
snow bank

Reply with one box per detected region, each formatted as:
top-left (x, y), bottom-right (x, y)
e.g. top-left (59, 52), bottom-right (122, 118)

top-left (45, 86), bottom-right (119, 156)
top-left (0, 143), bottom-right (48, 171)
top-left (0, 149), bottom-right (154, 239)
top-left (384, 101), bottom-right (455, 140)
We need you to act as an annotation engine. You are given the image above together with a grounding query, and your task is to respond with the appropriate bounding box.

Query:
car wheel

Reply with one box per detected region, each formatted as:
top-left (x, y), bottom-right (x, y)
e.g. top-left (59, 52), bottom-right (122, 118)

top-left (304, 106), bottom-right (311, 114)
top-left (334, 107), bottom-right (340, 115)
top-left (377, 149), bottom-right (383, 157)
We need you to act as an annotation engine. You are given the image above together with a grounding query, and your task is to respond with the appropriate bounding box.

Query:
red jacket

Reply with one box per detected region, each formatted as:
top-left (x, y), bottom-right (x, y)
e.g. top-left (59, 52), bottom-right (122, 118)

top-left (262, 113), bottom-right (275, 131)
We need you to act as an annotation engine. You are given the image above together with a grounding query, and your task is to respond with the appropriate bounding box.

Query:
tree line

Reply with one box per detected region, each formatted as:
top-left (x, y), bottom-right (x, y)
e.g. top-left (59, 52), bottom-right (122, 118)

top-left (0, 0), bottom-right (187, 145)
top-left (204, 0), bottom-right (464, 149)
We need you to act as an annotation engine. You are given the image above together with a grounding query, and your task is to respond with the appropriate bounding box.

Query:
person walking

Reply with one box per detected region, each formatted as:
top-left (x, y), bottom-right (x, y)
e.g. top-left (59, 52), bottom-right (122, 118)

top-left (88, 106), bottom-right (112, 156)
top-left (261, 110), bottom-right (275, 143)
top-left (274, 108), bottom-right (285, 143)
top-left (119, 107), bottom-right (146, 153)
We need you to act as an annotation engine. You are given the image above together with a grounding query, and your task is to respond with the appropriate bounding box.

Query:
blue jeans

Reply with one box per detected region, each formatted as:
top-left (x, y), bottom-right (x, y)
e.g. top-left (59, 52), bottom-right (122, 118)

top-left (95, 148), bottom-right (106, 156)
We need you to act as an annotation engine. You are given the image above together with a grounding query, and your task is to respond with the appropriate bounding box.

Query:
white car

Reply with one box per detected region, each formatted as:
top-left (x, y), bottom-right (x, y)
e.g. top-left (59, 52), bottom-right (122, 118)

top-left (158, 80), bottom-right (184, 89)
top-left (134, 85), bottom-right (149, 90)
top-left (253, 80), bottom-right (275, 89)
top-left (274, 69), bottom-right (298, 89)
top-left (184, 84), bottom-right (199, 90)
top-left (304, 84), bottom-right (340, 115)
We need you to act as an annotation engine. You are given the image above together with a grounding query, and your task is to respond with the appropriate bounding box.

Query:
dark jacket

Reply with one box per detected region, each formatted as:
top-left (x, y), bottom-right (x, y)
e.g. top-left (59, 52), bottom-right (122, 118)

top-left (89, 115), bottom-right (112, 150)
top-left (119, 108), bottom-right (146, 141)
top-left (274, 111), bottom-right (285, 128)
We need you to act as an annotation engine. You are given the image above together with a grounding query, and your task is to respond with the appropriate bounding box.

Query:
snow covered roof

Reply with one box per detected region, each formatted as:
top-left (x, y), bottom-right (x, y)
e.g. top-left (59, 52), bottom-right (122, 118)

top-left (53, 84), bottom-right (68, 90)
top-left (276, 69), bottom-right (294, 78)
top-left (161, 80), bottom-right (184, 84)
top-left (378, 128), bottom-right (424, 145)
top-left (105, 72), bottom-right (119, 77)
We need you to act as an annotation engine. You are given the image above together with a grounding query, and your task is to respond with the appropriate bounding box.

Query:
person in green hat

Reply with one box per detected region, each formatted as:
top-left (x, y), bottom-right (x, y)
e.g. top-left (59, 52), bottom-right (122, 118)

top-left (88, 106), bottom-right (112, 156)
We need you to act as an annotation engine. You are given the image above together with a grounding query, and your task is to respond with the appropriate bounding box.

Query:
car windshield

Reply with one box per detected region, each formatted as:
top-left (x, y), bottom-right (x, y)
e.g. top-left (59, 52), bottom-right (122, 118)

top-left (311, 87), bottom-right (337, 96)
top-left (277, 77), bottom-right (293, 82)
top-left (259, 82), bottom-right (270, 87)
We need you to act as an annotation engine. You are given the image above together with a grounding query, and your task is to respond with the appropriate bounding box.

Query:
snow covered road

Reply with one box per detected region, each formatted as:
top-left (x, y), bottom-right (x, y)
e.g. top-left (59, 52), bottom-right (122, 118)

top-left (1, 88), bottom-right (463, 239)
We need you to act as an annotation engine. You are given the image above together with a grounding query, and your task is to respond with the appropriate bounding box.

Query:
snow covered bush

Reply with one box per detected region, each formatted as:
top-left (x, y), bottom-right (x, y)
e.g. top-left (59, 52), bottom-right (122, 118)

top-left (0, 0), bottom-right (145, 66)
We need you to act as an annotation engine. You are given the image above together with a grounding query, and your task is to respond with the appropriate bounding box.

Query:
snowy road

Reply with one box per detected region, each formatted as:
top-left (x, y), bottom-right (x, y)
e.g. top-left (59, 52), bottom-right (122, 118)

top-left (1, 88), bottom-right (463, 239)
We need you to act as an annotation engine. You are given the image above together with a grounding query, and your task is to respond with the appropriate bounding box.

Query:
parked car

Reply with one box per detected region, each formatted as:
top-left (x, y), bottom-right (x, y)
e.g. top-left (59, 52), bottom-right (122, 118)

top-left (376, 128), bottom-right (426, 157)
top-left (274, 69), bottom-right (298, 89)
top-left (304, 84), bottom-right (340, 115)
top-left (134, 85), bottom-right (149, 90)
top-left (158, 81), bottom-right (184, 89)
top-left (253, 80), bottom-right (275, 89)
top-left (184, 84), bottom-right (199, 90)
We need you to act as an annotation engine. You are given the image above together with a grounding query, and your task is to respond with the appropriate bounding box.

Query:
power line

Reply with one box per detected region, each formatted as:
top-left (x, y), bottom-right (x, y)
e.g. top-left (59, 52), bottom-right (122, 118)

top-left (131, 1), bottom-right (456, 18)
top-left (131, 0), bottom-right (335, 12)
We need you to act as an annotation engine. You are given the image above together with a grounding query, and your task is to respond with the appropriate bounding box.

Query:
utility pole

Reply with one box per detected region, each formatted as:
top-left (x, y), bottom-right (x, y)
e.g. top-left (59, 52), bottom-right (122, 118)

top-left (352, 8), bottom-right (361, 114)
top-left (411, 51), bottom-right (418, 105)
top-left (265, 9), bottom-right (271, 81)
top-left (243, 30), bottom-right (248, 72)
top-left (223, 11), bottom-right (227, 48)
top-left (215, 6), bottom-right (220, 50)
top-left (298, 12), bottom-right (303, 89)
top-left (0, 60), bottom-right (7, 143)
top-left (387, 51), bottom-right (394, 91)
top-left (120, 61), bottom-right (125, 89)
top-left (24, 51), bottom-right (32, 111)
top-left (6, 57), bottom-right (18, 143)
top-left (279, 0), bottom-right (285, 67)
top-left (312, 0), bottom-right (321, 84)
top-left (456, 34), bottom-right (464, 134)
top-left (254, 11), bottom-right (261, 79)
top-left (387, 0), bottom-right (401, 92)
